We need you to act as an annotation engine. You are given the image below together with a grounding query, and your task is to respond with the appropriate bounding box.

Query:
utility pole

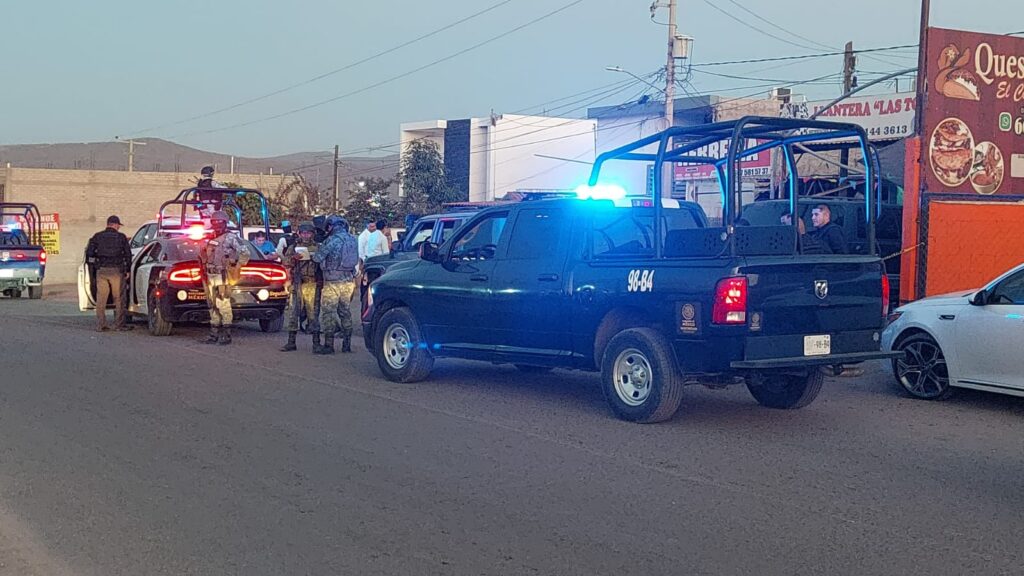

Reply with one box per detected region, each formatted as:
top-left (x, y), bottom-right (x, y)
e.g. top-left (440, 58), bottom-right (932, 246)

top-left (332, 144), bottom-right (340, 213)
top-left (840, 41), bottom-right (856, 180)
top-left (115, 137), bottom-right (146, 172)
top-left (663, 0), bottom-right (677, 199)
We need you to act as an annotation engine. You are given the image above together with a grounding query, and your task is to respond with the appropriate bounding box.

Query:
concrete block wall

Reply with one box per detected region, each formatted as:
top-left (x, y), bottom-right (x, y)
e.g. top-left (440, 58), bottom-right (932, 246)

top-left (3, 166), bottom-right (290, 284)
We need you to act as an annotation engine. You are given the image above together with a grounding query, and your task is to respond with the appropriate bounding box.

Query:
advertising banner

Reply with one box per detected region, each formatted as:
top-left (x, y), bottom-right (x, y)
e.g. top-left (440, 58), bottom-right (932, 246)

top-left (923, 27), bottom-right (1024, 195)
top-left (40, 213), bottom-right (60, 255)
top-left (673, 138), bottom-right (771, 181)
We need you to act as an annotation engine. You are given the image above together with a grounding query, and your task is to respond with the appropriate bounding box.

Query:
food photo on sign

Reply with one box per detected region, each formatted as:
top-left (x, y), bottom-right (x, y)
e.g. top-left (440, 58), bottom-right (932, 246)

top-left (923, 27), bottom-right (1024, 196)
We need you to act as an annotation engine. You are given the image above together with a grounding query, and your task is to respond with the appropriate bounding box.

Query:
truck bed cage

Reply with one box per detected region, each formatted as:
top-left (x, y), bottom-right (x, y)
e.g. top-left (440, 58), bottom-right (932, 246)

top-left (0, 203), bottom-right (44, 246)
top-left (160, 186), bottom-right (271, 237)
top-left (588, 116), bottom-right (880, 258)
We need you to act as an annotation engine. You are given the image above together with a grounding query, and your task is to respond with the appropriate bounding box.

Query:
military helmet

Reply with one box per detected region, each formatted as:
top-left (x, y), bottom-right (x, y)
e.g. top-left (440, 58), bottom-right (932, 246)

top-left (201, 165), bottom-right (215, 177)
top-left (210, 210), bottom-right (230, 222)
top-left (325, 214), bottom-right (348, 233)
top-left (298, 221), bottom-right (316, 233)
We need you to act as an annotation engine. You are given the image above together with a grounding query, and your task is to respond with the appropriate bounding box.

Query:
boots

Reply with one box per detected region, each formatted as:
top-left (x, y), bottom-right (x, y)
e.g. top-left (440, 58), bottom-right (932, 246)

top-left (341, 335), bottom-right (352, 353)
top-left (280, 331), bottom-right (297, 352)
top-left (200, 326), bottom-right (220, 344)
top-left (312, 332), bottom-right (322, 349)
top-left (313, 335), bottom-right (335, 355)
top-left (218, 326), bottom-right (232, 345)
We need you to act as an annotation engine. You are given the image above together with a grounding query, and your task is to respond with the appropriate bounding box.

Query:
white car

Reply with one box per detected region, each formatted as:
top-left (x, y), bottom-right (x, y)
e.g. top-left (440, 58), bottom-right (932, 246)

top-left (882, 263), bottom-right (1024, 399)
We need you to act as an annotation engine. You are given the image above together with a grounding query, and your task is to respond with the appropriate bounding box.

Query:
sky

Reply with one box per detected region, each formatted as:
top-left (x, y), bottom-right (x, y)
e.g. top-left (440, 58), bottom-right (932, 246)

top-left (0, 0), bottom-right (1018, 158)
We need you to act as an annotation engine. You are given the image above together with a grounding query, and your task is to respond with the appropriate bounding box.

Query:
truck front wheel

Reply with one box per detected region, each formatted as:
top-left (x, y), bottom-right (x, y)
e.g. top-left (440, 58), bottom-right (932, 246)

top-left (746, 370), bottom-right (823, 409)
top-left (600, 328), bottom-right (684, 423)
top-left (374, 307), bottom-right (434, 383)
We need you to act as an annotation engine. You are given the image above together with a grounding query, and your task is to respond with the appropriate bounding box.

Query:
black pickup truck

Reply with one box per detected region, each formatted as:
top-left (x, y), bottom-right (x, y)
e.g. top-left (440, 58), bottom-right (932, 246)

top-left (362, 117), bottom-right (898, 423)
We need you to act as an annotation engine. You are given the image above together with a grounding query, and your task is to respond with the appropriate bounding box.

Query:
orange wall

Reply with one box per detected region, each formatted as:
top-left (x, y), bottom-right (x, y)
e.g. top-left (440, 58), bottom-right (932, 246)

top-left (900, 138), bottom-right (921, 304)
top-left (925, 201), bottom-right (1024, 295)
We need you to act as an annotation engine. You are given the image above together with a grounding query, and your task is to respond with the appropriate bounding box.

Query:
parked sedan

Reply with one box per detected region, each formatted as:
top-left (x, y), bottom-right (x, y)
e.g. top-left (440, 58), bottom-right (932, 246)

top-left (882, 263), bottom-right (1024, 399)
top-left (79, 235), bottom-right (289, 336)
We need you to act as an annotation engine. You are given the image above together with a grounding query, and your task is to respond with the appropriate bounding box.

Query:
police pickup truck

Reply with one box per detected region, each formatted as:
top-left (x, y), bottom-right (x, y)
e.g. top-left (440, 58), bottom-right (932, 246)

top-left (362, 117), bottom-right (898, 423)
top-left (0, 203), bottom-right (47, 299)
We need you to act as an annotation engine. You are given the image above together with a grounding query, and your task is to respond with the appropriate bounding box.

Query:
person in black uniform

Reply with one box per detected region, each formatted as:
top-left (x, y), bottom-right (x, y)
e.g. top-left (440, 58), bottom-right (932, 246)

top-left (809, 204), bottom-right (848, 254)
top-left (85, 215), bottom-right (133, 332)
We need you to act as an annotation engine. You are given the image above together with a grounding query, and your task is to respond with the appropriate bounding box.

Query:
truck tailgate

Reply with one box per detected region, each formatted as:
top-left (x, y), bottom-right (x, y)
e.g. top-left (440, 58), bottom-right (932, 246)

top-left (733, 256), bottom-right (891, 367)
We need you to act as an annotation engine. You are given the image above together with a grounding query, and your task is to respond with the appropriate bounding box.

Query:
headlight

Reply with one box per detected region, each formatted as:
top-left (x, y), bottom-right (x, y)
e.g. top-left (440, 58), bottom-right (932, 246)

top-left (886, 311), bottom-right (903, 324)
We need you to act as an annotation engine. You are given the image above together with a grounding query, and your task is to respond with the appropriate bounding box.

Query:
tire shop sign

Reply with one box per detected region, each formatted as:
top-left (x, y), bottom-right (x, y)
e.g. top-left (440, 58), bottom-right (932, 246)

top-left (781, 92), bottom-right (917, 141)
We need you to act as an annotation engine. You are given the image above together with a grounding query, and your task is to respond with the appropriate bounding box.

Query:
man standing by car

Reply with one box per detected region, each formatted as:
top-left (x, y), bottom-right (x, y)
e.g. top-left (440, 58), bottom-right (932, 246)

top-left (279, 222), bottom-right (321, 352)
top-left (809, 204), bottom-right (847, 254)
top-left (198, 211), bottom-right (250, 345)
top-left (86, 215), bottom-right (133, 332)
top-left (312, 215), bottom-right (359, 354)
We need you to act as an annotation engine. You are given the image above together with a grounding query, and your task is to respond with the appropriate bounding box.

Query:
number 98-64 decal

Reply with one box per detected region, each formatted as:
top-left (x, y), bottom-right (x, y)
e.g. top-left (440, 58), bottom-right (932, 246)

top-left (627, 269), bottom-right (655, 293)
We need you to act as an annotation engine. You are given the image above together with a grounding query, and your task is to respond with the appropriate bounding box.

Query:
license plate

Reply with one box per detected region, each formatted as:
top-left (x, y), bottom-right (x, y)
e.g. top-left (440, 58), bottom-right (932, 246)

top-left (803, 335), bottom-right (831, 356)
top-left (0, 269), bottom-right (13, 278)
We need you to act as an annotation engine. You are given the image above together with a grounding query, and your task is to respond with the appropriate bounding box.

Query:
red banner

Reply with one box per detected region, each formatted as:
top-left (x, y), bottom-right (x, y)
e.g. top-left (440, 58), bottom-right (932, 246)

top-left (673, 138), bottom-right (771, 181)
top-left (923, 27), bottom-right (1024, 195)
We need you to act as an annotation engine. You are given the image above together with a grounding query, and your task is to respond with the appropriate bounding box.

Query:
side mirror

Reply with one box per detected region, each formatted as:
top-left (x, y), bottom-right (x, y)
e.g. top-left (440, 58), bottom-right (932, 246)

top-left (970, 289), bottom-right (988, 306)
top-left (419, 241), bottom-right (441, 263)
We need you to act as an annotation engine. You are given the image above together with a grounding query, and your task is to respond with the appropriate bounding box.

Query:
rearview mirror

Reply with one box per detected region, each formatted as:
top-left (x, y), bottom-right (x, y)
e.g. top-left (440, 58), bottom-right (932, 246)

top-left (419, 241), bottom-right (441, 263)
top-left (970, 289), bottom-right (988, 306)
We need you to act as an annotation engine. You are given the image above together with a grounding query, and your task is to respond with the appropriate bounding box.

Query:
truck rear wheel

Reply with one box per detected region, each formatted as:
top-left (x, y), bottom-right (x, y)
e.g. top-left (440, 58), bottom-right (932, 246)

top-left (259, 315), bottom-right (284, 333)
top-left (746, 370), bottom-right (823, 409)
top-left (28, 286), bottom-right (42, 299)
top-left (374, 307), bottom-right (434, 383)
top-left (600, 328), bottom-right (684, 423)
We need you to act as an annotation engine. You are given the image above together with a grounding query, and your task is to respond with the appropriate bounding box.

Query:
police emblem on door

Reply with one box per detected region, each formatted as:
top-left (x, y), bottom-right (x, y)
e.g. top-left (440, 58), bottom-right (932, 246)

top-left (814, 280), bottom-right (829, 300)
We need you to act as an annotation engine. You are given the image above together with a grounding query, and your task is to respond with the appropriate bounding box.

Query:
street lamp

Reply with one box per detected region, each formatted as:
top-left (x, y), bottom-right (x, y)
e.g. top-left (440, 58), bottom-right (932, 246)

top-left (605, 66), bottom-right (666, 96)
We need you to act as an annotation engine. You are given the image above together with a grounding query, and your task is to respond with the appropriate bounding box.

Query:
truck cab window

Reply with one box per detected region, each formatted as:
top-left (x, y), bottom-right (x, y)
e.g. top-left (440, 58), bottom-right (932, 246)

top-left (506, 209), bottom-right (565, 260)
top-left (451, 212), bottom-right (507, 261)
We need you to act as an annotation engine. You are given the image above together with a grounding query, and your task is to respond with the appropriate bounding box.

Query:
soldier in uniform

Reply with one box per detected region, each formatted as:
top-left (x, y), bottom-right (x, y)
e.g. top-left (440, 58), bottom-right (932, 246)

top-left (279, 222), bottom-right (322, 352)
top-left (312, 215), bottom-right (359, 354)
top-left (198, 211), bottom-right (250, 345)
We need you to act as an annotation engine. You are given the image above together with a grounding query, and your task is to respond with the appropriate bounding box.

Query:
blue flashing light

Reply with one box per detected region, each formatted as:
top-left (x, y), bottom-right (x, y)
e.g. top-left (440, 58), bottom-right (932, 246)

top-left (432, 343), bottom-right (441, 350)
top-left (575, 183), bottom-right (627, 201)
top-left (236, 190), bottom-right (246, 196)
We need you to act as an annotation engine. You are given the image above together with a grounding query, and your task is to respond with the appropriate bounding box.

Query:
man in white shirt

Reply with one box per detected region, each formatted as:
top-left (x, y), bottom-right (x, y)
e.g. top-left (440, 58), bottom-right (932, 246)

top-left (356, 221), bottom-right (376, 305)
top-left (357, 221), bottom-right (375, 264)
top-left (364, 219), bottom-right (390, 260)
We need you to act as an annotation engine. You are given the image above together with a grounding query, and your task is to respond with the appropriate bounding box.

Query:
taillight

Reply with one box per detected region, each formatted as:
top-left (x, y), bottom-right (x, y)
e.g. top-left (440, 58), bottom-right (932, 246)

top-left (15, 252), bottom-right (25, 259)
top-left (39, 251), bottom-right (47, 264)
top-left (713, 277), bottom-right (747, 325)
top-left (168, 264), bottom-right (202, 284)
top-left (241, 265), bottom-right (288, 282)
top-left (882, 274), bottom-right (891, 317)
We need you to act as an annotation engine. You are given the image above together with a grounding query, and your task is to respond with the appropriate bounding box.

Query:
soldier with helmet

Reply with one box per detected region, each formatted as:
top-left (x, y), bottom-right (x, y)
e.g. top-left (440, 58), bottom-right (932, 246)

top-left (198, 210), bottom-right (250, 345)
top-left (311, 215), bottom-right (359, 354)
top-left (279, 221), bottom-right (322, 352)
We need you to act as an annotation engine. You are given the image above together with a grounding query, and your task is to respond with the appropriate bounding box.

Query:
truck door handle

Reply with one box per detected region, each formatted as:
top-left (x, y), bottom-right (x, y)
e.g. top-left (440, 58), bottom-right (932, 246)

top-left (537, 273), bottom-right (559, 282)
top-left (470, 274), bottom-right (488, 282)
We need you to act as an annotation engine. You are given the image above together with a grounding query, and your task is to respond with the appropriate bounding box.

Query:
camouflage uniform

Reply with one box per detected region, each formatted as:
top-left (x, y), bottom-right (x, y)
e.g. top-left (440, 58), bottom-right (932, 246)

top-left (312, 216), bottom-right (358, 354)
top-left (279, 226), bottom-right (322, 352)
top-left (199, 226), bottom-right (250, 344)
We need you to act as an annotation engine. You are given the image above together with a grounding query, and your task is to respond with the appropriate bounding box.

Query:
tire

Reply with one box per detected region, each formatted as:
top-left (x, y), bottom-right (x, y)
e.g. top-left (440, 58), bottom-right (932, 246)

top-left (259, 315), bottom-right (284, 333)
top-left (28, 286), bottom-right (42, 299)
top-left (600, 328), bottom-right (684, 423)
top-left (147, 291), bottom-right (173, 337)
top-left (515, 364), bottom-right (553, 374)
top-left (746, 370), bottom-right (824, 410)
top-left (374, 307), bottom-right (434, 383)
top-left (10, 290), bottom-right (22, 299)
top-left (891, 332), bottom-right (953, 400)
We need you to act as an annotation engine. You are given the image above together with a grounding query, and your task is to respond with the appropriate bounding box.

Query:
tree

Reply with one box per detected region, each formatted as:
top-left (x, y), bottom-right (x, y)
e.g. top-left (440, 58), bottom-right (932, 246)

top-left (271, 175), bottom-right (328, 224)
top-left (400, 139), bottom-right (460, 214)
top-left (344, 177), bottom-right (401, 228)
top-left (221, 181), bottom-right (286, 227)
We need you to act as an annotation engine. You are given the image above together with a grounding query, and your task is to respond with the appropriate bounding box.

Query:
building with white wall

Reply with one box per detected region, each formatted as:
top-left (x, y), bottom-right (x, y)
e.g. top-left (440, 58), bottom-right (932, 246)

top-left (399, 114), bottom-right (597, 202)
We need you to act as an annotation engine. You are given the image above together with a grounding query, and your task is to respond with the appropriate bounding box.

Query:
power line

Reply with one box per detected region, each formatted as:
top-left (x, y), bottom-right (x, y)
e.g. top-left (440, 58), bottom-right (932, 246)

top-left (124, 0), bottom-right (517, 137)
top-left (701, 0), bottom-right (822, 53)
top-left (690, 44), bottom-right (918, 68)
top-left (166, 0), bottom-right (587, 140)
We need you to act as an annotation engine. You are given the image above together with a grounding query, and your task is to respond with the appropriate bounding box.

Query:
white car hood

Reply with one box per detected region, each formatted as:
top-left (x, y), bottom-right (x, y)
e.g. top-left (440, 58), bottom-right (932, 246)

top-left (903, 290), bottom-right (974, 309)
